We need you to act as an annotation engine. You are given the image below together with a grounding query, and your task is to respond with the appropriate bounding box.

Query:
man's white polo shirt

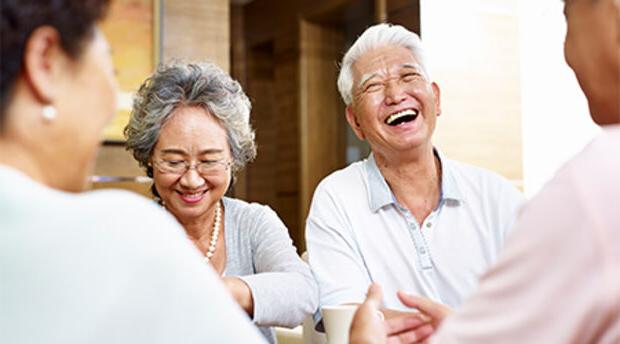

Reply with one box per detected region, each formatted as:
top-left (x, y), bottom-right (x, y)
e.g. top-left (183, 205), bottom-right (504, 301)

top-left (305, 152), bottom-right (523, 314)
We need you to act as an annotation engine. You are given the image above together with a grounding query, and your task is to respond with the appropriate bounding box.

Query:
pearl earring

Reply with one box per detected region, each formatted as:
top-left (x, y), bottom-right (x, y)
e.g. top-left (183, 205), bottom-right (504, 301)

top-left (41, 105), bottom-right (57, 121)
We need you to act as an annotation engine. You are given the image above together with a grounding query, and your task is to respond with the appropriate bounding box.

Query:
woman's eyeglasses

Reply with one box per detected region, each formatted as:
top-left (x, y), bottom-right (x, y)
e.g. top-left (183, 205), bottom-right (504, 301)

top-left (153, 159), bottom-right (232, 176)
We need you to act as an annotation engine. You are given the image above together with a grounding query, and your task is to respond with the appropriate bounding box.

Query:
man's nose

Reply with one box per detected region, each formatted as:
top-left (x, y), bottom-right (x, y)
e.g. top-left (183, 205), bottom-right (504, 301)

top-left (384, 80), bottom-right (407, 105)
top-left (179, 167), bottom-right (206, 189)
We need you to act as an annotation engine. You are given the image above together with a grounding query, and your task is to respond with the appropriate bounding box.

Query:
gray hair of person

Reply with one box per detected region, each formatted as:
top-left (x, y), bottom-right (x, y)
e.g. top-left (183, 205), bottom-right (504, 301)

top-left (337, 23), bottom-right (430, 106)
top-left (124, 61), bottom-right (257, 178)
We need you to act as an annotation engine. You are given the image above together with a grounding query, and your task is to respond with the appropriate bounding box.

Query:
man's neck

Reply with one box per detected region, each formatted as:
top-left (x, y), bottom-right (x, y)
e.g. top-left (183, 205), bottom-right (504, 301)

top-left (374, 147), bottom-right (442, 224)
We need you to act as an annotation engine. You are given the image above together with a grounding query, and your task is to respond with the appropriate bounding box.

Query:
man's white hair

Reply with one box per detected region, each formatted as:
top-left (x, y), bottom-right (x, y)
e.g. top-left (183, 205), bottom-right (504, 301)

top-left (337, 23), bottom-right (429, 106)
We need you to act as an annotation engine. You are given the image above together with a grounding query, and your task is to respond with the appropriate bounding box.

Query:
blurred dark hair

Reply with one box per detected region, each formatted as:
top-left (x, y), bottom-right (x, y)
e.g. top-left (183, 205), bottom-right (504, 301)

top-left (0, 0), bottom-right (111, 123)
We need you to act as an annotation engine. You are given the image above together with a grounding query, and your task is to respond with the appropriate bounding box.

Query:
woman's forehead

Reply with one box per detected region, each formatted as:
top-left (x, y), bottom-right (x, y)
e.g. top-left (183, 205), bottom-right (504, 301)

top-left (156, 107), bottom-right (230, 153)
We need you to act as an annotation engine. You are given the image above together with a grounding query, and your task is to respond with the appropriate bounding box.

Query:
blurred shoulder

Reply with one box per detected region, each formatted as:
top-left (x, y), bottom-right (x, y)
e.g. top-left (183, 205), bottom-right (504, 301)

top-left (80, 188), bottom-right (155, 207)
top-left (76, 189), bottom-right (183, 232)
top-left (558, 126), bottom-right (620, 197)
top-left (519, 127), bottom-right (620, 244)
top-left (570, 125), bottom-right (620, 177)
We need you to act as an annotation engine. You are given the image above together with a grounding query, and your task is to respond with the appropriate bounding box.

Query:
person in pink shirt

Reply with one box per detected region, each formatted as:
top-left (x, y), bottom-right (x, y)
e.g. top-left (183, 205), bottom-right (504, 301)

top-left (349, 0), bottom-right (620, 343)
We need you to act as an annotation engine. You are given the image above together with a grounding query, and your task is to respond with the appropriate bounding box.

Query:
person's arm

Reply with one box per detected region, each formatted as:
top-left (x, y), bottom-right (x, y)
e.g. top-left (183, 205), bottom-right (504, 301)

top-left (222, 276), bottom-right (254, 316)
top-left (235, 205), bottom-right (319, 328)
top-left (305, 181), bottom-right (372, 313)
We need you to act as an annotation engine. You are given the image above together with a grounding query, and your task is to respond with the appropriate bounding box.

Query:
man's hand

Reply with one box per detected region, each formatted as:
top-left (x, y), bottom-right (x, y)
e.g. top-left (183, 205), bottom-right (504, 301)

top-left (396, 291), bottom-right (452, 329)
top-left (222, 276), bottom-right (254, 317)
top-left (349, 284), bottom-right (435, 344)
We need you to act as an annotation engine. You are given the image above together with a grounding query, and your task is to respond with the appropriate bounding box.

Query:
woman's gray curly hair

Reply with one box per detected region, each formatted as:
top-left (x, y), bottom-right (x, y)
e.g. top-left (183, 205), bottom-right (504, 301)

top-left (124, 61), bottom-right (257, 179)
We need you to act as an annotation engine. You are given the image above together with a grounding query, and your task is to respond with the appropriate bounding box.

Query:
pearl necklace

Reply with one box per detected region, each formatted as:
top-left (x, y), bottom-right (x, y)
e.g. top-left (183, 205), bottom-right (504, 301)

top-left (204, 202), bottom-right (222, 263)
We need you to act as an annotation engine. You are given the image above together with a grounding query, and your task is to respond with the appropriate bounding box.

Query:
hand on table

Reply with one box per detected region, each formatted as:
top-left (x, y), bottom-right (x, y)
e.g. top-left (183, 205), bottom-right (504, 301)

top-left (349, 283), bottom-right (435, 344)
top-left (222, 276), bottom-right (254, 317)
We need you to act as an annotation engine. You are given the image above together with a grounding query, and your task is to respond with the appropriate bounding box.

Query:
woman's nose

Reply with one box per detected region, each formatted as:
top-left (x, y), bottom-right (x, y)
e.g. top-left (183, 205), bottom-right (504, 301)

top-left (179, 167), bottom-right (206, 189)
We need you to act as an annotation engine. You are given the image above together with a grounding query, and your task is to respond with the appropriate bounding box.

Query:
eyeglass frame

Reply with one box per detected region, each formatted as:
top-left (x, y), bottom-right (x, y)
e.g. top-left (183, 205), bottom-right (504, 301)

top-left (151, 158), bottom-right (233, 176)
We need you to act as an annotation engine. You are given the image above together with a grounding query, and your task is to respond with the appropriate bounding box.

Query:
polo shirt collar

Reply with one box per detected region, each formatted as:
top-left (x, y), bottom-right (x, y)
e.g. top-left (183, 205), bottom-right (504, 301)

top-left (365, 154), bottom-right (394, 212)
top-left (365, 149), bottom-right (464, 212)
top-left (435, 150), bottom-right (465, 203)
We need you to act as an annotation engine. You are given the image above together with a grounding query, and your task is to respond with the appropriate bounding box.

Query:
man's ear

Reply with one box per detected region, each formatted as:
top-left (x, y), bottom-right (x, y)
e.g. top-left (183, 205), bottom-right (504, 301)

top-left (345, 106), bottom-right (366, 140)
top-left (22, 26), bottom-right (65, 105)
top-left (431, 82), bottom-right (442, 117)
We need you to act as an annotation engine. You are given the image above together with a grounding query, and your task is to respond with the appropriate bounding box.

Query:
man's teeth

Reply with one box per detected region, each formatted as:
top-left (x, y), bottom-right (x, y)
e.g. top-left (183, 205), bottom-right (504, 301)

top-left (385, 109), bottom-right (419, 125)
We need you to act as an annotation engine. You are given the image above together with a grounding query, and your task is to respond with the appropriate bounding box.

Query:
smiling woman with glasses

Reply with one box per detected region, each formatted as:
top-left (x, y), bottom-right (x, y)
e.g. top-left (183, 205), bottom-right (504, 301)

top-left (124, 61), bottom-right (318, 344)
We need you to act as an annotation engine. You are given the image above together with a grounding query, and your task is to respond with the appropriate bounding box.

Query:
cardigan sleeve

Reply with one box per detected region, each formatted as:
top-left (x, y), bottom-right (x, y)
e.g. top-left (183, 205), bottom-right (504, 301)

top-left (237, 205), bottom-right (319, 328)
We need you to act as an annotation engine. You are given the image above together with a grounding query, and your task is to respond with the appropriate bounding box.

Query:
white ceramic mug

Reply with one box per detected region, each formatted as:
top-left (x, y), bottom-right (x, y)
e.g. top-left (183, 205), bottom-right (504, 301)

top-left (321, 304), bottom-right (359, 344)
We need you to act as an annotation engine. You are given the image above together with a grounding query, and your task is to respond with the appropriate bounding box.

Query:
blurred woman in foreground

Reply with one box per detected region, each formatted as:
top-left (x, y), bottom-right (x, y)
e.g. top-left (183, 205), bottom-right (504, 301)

top-left (0, 1), bottom-right (263, 342)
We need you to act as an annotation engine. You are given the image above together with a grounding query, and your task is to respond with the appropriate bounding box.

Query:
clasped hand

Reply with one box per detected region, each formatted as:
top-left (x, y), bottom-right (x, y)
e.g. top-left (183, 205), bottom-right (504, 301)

top-left (349, 283), bottom-right (452, 344)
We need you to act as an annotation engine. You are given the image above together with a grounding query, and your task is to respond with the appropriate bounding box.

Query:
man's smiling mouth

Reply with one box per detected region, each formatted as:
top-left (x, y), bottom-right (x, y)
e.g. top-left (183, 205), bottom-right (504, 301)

top-left (385, 109), bottom-right (419, 126)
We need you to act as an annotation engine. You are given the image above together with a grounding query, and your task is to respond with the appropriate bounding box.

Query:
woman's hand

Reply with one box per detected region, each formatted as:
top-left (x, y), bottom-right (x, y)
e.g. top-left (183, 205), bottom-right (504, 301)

top-left (349, 283), bottom-right (435, 344)
top-left (222, 276), bottom-right (254, 317)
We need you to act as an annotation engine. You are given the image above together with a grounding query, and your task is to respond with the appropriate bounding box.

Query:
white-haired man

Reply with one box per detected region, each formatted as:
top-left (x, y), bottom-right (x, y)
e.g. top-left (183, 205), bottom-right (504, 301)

top-left (305, 23), bottom-right (523, 325)
top-left (351, 0), bottom-right (620, 342)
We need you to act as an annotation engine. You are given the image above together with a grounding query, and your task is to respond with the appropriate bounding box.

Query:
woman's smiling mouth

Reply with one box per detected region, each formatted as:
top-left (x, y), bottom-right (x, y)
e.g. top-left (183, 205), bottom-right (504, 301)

top-left (178, 190), bottom-right (207, 204)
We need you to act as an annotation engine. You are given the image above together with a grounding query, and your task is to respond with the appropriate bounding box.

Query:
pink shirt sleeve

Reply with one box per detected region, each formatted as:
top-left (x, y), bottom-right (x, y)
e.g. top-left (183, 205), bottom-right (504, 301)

top-left (432, 130), bottom-right (620, 344)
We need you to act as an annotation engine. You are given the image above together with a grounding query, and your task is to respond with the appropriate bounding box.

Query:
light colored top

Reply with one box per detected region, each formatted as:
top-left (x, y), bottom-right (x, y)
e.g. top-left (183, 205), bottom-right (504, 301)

top-left (0, 166), bottom-right (265, 344)
top-left (306, 152), bottom-right (523, 317)
top-left (432, 125), bottom-right (620, 344)
top-left (222, 197), bottom-right (319, 343)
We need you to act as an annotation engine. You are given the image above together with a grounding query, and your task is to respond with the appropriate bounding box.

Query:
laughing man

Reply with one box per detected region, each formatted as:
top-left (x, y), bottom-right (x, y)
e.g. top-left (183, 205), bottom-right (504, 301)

top-left (305, 23), bottom-right (523, 326)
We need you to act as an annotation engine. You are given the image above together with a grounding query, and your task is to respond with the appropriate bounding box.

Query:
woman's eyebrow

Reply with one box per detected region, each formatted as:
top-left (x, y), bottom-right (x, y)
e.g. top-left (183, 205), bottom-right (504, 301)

top-left (159, 148), bottom-right (186, 155)
top-left (159, 148), bottom-right (224, 155)
top-left (198, 149), bottom-right (224, 155)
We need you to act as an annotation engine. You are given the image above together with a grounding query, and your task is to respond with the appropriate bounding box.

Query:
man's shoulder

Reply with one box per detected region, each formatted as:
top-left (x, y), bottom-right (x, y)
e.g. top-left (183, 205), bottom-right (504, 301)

top-left (444, 157), bottom-right (511, 183)
top-left (442, 157), bottom-right (522, 204)
top-left (309, 160), bottom-right (370, 214)
top-left (445, 158), bottom-right (515, 190)
top-left (317, 160), bottom-right (367, 191)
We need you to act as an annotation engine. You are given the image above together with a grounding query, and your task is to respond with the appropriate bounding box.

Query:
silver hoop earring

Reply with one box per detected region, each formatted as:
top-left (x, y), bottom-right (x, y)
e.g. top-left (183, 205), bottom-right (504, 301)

top-left (41, 105), bottom-right (57, 121)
